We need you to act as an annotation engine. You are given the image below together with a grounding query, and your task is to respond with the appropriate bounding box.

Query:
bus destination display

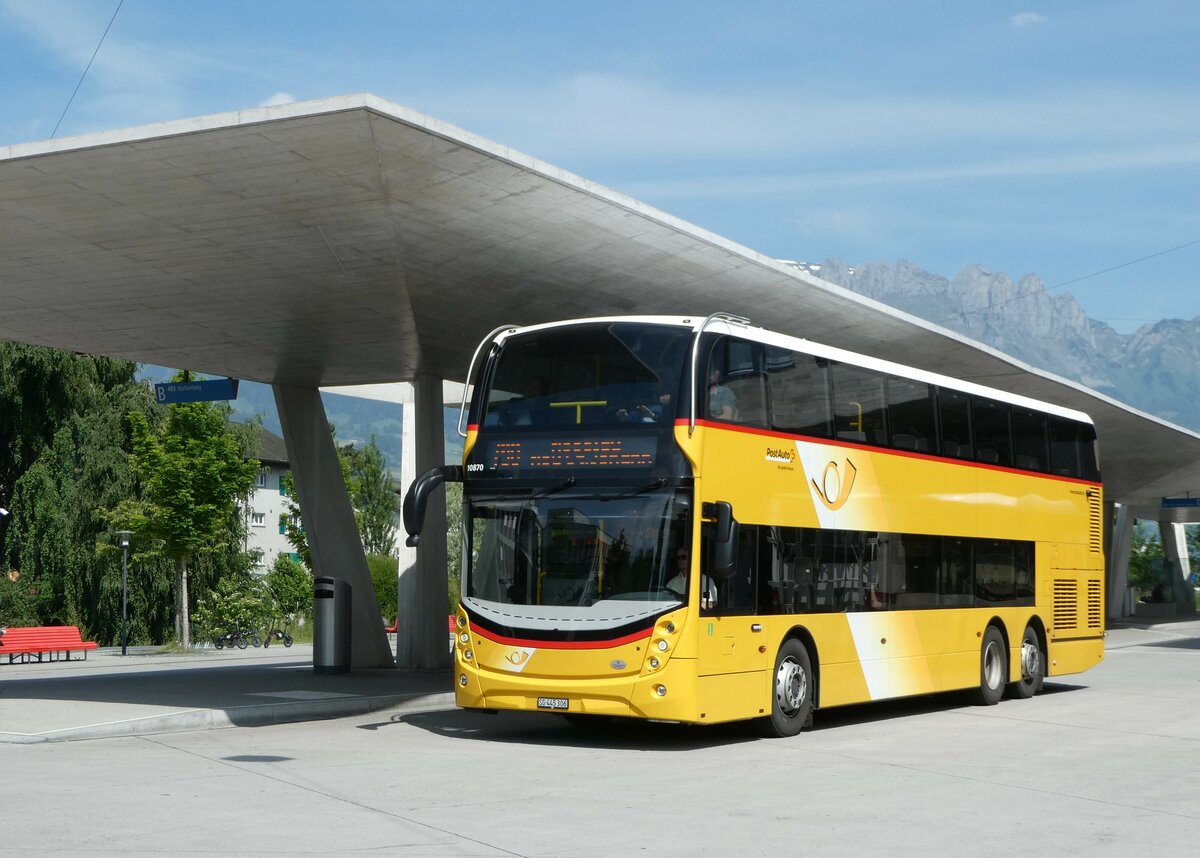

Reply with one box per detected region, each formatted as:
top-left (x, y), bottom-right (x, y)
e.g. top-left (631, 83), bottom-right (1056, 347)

top-left (485, 436), bottom-right (656, 470)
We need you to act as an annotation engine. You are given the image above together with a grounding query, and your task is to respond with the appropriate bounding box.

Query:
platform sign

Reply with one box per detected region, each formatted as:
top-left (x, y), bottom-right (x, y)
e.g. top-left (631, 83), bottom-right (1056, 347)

top-left (154, 378), bottom-right (239, 404)
top-left (1161, 497), bottom-right (1200, 509)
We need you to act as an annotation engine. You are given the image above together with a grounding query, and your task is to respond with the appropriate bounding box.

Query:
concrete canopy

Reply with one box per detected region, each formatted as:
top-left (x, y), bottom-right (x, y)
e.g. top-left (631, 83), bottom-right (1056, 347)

top-left (2, 93), bottom-right (1199, 518)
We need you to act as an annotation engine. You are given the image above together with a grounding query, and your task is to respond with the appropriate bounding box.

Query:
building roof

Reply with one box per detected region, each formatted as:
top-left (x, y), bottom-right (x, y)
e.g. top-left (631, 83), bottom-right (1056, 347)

top-left (252, 427), bottom-right (289, 466)
top-left (2, 93), bottom-right (1198, 518)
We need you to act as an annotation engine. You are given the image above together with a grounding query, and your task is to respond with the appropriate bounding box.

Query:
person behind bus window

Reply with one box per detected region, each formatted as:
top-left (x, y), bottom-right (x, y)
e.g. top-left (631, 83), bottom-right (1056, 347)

top-left (708, 369), bottom-right (736, 420)
top-left (667, 547), bottom-right (716, 609)
top-left (618, 385), bottom-right (673, 423)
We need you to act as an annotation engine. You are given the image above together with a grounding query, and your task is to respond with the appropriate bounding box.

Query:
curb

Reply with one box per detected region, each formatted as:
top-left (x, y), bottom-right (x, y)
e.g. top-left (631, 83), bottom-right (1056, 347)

top-left (0, 690), bottom-right (457, 744)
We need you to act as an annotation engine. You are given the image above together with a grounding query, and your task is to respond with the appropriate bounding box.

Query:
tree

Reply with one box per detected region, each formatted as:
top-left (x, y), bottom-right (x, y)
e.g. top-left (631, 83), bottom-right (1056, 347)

top-left (1129, 520), bottom-right (1165, 598)
top-left (0, 343), bottom-right (160, 639)
top-left (367, 554), bottom-right (398, 623)
top-left (282, 432), bottom-right (397, 563)
top-left (117, 393), bottom-right (260, 647)
top-left (343, 434), bottom-right (396, 556)
top-left (445, 481), bottom-right (463, 612)
top-left (264, 553), bottom-right (311, 626)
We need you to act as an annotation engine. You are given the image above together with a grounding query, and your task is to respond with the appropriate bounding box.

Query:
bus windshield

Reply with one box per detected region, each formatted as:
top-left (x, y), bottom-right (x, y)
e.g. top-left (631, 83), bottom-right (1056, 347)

top-left (464, 488), bottom-right (691, 629)
top-left (480, 322), bottom-right (689, 429)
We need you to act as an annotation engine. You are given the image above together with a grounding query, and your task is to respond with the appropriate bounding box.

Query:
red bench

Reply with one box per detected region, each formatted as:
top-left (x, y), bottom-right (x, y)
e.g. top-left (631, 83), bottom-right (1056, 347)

top-left (0, 625), bottom-right (99, 664)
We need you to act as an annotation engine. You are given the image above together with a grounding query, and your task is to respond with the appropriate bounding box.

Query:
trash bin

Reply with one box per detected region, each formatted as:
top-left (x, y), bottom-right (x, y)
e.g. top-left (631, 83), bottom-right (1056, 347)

top-left (313, 576), bottom-right (351, 674)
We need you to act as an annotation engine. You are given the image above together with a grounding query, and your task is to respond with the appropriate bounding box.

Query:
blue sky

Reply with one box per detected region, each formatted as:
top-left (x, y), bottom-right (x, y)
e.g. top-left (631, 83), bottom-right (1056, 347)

top-left (2, 1), bottom-right (1197, 333)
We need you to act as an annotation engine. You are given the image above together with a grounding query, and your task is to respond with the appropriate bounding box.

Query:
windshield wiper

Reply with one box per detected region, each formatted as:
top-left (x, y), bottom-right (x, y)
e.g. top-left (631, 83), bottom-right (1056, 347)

top-left (529, 476), bottom-right (576, 498)
top-left (600, 477), bottom-right (668, 500)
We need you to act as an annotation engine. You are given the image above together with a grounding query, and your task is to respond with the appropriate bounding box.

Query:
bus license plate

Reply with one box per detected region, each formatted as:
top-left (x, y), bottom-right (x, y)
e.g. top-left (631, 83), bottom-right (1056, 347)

top-left (537, 696), bottom-right (569, 710)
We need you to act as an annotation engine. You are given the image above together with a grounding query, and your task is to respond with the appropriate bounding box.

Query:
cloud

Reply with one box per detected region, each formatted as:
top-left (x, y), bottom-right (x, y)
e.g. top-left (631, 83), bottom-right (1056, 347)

top-left (260, 92), bottom-right (296, 107)
top-left (1011, 12), bottom-right (1046, 28)
top-left (620, 143), bottom-right (1200, 200)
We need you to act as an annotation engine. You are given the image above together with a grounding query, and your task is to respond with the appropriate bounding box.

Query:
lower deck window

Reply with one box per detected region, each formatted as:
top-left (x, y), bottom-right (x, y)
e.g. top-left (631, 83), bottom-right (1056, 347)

top-left (712, 526), bottom-right (1035, 616)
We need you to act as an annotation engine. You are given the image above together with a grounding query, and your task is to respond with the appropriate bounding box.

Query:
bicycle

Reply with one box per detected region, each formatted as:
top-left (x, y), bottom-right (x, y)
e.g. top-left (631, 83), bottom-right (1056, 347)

top-left (262, 627), bottom-right (294, 648)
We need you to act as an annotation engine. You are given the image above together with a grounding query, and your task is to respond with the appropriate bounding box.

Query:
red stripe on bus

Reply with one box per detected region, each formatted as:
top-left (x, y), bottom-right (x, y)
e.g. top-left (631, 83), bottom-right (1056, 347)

top-left (684, 419), bottom-right (1101, 487)
top-left (471, 624), bottom-right (653, 650)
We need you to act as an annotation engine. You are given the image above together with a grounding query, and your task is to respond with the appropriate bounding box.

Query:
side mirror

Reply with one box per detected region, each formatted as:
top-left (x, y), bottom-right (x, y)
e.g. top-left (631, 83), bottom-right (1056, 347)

top-left (707, 500), bottom-right (740, 580)
top-left (402, 465), bottom-right (463, 547)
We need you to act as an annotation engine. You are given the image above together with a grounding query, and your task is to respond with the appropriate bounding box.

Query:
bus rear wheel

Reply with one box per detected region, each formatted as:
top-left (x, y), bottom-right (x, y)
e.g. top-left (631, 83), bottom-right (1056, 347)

top-left (973, 626), bottom-right (1006, 706)
top-left (761, 639), bottom-right (813, 738)
top-left (1006, 624), bottom-right (1044, 699)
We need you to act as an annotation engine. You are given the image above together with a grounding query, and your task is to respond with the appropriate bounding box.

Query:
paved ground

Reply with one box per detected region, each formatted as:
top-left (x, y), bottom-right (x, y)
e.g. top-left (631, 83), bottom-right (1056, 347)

top-left (0, 644), bottom-right (453, 743)
top-left (3, 620), bottom-right (1200, 856)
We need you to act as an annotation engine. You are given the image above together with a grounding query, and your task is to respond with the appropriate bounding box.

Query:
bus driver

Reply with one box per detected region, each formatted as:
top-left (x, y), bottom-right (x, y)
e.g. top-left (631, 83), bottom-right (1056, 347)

top-left (667, 547), bottom-right (716, 609)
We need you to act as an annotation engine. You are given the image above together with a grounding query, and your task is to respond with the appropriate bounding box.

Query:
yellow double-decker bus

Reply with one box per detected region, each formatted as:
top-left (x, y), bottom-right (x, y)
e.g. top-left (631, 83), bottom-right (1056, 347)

top-left (404, 314), bottom-right (1105, 736)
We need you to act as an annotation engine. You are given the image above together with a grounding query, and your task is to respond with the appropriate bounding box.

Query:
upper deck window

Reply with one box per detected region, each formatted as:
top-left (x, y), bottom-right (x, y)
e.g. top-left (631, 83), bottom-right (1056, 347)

top-left (482, 323), bottom-right (688, 430)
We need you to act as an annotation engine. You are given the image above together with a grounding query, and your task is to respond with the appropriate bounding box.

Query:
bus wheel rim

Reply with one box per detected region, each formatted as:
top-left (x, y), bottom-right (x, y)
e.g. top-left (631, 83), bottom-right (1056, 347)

top-left (983, 640), bottom-right (1003, 688)
top-left (776, 657), bottom-right (806, 714)
top-left (1021, 639), bottom-right (1040, 681)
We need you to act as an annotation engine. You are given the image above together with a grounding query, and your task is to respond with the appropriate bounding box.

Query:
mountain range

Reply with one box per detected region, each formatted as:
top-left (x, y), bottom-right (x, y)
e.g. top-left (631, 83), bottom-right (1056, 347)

top-left (793, 260), bottom-right (1200, 433)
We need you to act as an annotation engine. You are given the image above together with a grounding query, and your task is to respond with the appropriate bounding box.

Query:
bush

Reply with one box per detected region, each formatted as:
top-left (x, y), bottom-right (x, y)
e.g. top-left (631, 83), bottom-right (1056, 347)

top-left (263, 554), bottom-right (312, 626)
top-left (193, 577), bottom-right (271, 642)
top-left (366, 554), bottom-right (398, 623)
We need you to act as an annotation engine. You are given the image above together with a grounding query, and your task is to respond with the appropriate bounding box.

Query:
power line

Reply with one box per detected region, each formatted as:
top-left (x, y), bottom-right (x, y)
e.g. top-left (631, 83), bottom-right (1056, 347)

top-left (945, 237), bottom-right (1200, 325)
top-left (51, 0), bottom-right (125, 139)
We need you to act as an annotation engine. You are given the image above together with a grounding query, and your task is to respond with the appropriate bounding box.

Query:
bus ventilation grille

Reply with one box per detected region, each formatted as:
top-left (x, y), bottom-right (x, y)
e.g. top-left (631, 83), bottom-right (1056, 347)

top-left (1087, 491), bottom-right (1102, 554)
top-left (1053, 579), bottom-right (1078, 631)
top-left (1087, 580), bottom-right (1103, 629)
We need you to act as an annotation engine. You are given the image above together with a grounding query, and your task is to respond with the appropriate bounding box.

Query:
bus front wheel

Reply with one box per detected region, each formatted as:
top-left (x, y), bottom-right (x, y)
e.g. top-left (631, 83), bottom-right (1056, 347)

top-left (973, 626), bottom-right (1006, 706)
top-left (762, 639), bottom-right (813, 738)
top-left (1006, 624), bottom-right (1044, 699)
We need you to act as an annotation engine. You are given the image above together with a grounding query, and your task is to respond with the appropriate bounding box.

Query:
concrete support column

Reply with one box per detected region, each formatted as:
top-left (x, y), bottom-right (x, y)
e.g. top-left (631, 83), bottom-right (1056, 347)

top-left (1105, 502), bottom-right (1134, 620)
top-left (396, 374), bottom-right (451, 669)
top-left (273, 383), bottom-right (394, 669)
top-left (1158, 520), bottom-right (1195, 615)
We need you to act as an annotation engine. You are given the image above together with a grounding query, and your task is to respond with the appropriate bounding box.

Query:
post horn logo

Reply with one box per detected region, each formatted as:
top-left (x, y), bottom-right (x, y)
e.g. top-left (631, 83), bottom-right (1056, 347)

top-left (506, 650), bottom-right (530, 666)
top-left (812, 458), bottom-right (858, 510)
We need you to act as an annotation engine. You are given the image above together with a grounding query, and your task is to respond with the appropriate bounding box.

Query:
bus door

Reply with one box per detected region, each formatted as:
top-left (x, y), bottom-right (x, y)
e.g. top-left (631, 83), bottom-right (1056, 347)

top-left (696, 524), bottom-right (770, 676)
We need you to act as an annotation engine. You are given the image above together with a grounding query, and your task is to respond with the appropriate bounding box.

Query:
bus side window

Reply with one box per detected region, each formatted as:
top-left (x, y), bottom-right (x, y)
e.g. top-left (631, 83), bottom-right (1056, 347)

top-left (887, 378), bottom-right (937, 453)
top-left (830, 363), bottom-right (888, 445)
top-left (767, 348), bottom-right (832, 438)
top-left (708, 524), bottom-right (760, 615)
top-left (940, 537), bottom-right (973, 607)
top-left (1012, 407), bottom-right (1049, 472)
top-left (707, 337), bottom-right (766, 426)
top-left (938, 388), bottom-right (973, 459)
top-left (971, 398), bottom-right (1012, 468)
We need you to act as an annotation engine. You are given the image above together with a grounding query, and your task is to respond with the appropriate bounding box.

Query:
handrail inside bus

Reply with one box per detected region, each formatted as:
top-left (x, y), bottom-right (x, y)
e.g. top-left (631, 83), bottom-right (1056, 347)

top-left (457, 324), bottom-right (518, 438)
top-left (689, 312), bottom-right (751, 436)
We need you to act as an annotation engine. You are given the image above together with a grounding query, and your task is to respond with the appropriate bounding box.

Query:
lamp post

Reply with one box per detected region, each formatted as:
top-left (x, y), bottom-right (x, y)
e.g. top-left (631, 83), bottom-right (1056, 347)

top-left (116, 530), bottom-right (133, 656)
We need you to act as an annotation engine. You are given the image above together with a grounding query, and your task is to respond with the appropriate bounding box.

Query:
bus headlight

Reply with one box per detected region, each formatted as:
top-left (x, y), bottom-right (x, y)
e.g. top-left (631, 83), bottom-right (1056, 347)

top-left (649, 656), bottom-right (660, 669)
top-left (459, 632), bottom-right (470, 645)
top-left (655, 684), bottom-right (667, 697)
top-left (460, 674), bottom-right (469, 687)
top-left (464, 650), bottom-right (473, 661)
top-left (656, 639), bottom-right (669, 652)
